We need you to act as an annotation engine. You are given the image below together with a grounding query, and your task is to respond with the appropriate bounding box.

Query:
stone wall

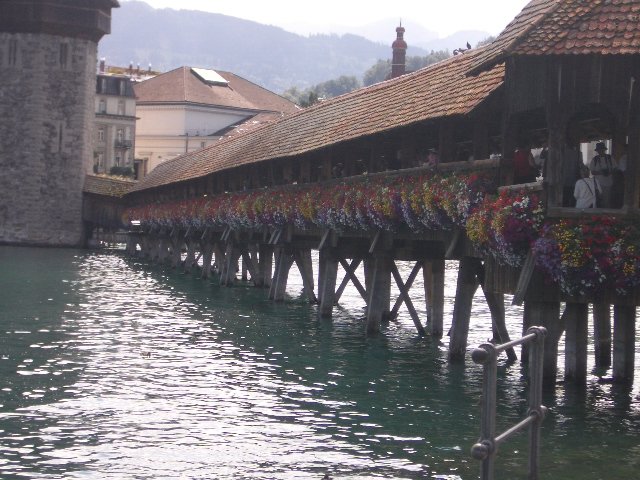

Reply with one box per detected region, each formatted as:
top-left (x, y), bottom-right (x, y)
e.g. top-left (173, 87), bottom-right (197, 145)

top-left (0, 33), bottom-right (97, 246)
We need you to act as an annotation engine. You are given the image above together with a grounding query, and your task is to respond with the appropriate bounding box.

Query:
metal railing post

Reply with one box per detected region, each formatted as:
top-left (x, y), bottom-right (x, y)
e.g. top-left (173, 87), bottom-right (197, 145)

top-left (471, 326), bottom-right (547, 480)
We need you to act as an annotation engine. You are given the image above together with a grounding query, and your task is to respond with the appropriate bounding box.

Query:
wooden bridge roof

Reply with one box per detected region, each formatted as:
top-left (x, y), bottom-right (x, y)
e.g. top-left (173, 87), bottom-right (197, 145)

top-left (469, 0), bottom-right (640, 75)
top-left (84, 175), bottom-right (136, 198)
top-left (129, 48), bottom-right (504, 193)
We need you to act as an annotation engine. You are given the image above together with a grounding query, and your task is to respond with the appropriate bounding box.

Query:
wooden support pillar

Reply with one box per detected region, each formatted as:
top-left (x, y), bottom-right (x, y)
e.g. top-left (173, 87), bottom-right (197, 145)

top-left (612, 305), bottom-right (636, 383)
top-left (212, 243), bottom-right (224, 276)
top-left (200, 242), bottom-right (214, 279)
top-left (294, 249), bottom-right (317, 303)
top-left (438, 118), bottom-right (455, 163)
top-left (169, 235), bottom-right (182, 269)
top-left (424, 259), bottom-right (445, 338)
top-left (472, 117), bottom-right (489, 160)
top-left (183, 239), bottom-right (197, 273)
top-left (220, 242), bottom-right (241, 286)
top-left (271, 248), bottom-right (294, 302)
top-left (257, 245), bottom-right (273, 288)
top-left (125, 236), bottom-right (137, 256)
top-left (523, 300), bottom-right (562, 383)
top-left (593, 302), bottom-right (612, 368)
top-left (448, 257), bottom-right (481, 361)
top-left (366, 252), bottom-right (392, 335)
top-left (156, 237), bottom-right (169, 263)
top-left (241, 255), bottom-right (248, 281)
top-left (318, 248), bottom-right (339, 318)
top-left (564, 302), bottom-right (589, 384)
top-left (241, 248), bottom-right (258, 283)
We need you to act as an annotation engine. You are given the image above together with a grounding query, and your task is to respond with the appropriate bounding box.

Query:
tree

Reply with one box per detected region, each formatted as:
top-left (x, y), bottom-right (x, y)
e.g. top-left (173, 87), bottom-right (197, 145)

top-left (476, 36), bottom-right (496, 48)
top-left (362, 50), bottom-right (450, 87)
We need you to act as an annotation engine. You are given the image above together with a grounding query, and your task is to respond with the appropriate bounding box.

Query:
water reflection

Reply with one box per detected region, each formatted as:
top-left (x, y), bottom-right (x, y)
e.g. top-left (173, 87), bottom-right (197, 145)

top-left (0, 246), bottom-right (638, 479)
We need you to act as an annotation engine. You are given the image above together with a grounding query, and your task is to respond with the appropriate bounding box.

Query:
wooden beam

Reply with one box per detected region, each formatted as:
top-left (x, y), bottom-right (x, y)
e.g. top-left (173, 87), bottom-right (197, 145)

top-left (338, 257), bottom-right (367, 301)
top-left (334, 258), bottom-right (362, 303)
top-left (391, 261), bottom-right (421, 317)
top-left (391, 262), bottom-right (426, 336)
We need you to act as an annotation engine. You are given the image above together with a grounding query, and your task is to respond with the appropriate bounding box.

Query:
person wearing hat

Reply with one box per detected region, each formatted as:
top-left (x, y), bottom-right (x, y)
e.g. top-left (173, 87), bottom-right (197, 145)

top-left (588, 141), bottom-right (613, 207)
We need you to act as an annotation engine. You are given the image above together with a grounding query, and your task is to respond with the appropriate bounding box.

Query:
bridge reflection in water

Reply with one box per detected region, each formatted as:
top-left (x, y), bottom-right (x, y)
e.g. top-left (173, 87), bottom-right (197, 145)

top-left (0, 246), bottom-right (638, 479)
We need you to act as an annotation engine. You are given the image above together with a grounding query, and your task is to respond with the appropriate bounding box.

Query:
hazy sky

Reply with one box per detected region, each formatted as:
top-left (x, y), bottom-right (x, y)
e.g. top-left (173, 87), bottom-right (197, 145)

top-left (123, 0), bottom-right (531, 37)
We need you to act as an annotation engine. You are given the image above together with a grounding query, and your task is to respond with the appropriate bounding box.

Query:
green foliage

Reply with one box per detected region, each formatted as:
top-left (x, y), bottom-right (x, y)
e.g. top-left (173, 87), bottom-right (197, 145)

top-left (363, 59), bottom-right (391, 86)
top-left (283, 75), bottom-right (360, 107)
top-left (362, 51), bottom-right (450, 86)
top-left (476, 36), bottom-right (496, 47)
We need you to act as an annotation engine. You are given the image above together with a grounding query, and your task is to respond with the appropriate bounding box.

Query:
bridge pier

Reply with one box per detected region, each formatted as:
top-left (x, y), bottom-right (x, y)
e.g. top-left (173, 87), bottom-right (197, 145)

top-left (183, 237), bottom-right (198, 273)
top-left (318, 247), bottom-right (339, 318)
top-left (564, 302), bottom-right (589, 384)
top-left (613, 305), bottom-right (636, 382)
top-left (424, 259), bottom-right (445, 338)
top-left (593, 303), bottom-right (612, 368)
top-left (449, 257), bottom-right (481, 361)
top-left (366, 252), bottom-right (392, 335)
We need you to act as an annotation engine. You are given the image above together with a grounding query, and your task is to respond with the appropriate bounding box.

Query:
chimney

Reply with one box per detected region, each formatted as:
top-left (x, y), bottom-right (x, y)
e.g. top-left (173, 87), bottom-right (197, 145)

top-left (148, 63), bottom-right (152, 74)
top-left (391, 22), bottom-right (407, 78)
top-left (136, 63), bottom-right (140, 76)
top-left (128, 61), bottom-right (133, 76)
top-left (99, 57), bottom-right (105, 73)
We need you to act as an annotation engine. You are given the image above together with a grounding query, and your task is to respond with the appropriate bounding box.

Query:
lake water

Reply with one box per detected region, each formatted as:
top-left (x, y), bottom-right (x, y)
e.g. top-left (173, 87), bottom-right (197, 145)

top-left (0, 246), bottom-right (638, 479)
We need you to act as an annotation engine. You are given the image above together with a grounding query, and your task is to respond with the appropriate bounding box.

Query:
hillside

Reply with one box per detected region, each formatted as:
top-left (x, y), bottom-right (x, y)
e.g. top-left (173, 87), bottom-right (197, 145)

top-left (99, 1), bottom-right (431, 93)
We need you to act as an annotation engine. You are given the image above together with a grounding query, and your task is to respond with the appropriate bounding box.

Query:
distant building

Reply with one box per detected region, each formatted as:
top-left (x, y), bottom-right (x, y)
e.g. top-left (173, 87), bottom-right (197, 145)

top-left (94, 69), bottom-right (137, 176)
top-left (133, 66), bottom-right (299, 176)
top-left (391, 23), bottom-right (407, 79)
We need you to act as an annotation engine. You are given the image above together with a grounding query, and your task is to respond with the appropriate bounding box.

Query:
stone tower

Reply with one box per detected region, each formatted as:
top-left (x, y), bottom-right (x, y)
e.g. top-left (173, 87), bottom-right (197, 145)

top-left (0, 0), bottom-right (119, 247)
top-left (391, 23), bottom-right (407, 79)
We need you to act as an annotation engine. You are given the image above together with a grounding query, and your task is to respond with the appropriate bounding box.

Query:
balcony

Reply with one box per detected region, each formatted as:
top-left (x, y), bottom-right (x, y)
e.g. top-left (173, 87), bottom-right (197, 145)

top-left (114, 140), bottom-right (133, 149)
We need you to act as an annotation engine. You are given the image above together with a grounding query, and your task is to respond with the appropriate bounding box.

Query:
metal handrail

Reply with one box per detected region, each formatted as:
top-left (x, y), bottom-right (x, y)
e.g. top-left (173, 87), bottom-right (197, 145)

top-left (471, 326), bottom-right (547, 480)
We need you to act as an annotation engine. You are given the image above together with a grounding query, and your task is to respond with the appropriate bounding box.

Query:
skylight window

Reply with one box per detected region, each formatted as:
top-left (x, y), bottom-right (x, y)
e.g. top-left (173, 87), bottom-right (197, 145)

top-left (191, 68), bottom-right (229, 86)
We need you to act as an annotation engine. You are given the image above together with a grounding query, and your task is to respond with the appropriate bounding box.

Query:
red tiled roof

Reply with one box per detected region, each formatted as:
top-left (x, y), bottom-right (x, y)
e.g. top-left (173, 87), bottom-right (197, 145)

top-left (133, 67), bottom-right (298, 114)
top-left (515, 0), bottom-right (640, 56)
top-left (469, 0), bottom-right (640, 75)
top-left (130, 48), bottom-right (504, 193)
top-left (84, 175), bottom-right (136, 198)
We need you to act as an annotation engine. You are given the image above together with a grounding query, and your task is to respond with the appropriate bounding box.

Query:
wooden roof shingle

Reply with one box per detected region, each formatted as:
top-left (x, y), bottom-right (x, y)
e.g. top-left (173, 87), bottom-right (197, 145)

top-left (84, 175), bottom-right (136, 198)
top-left (130, 48), bottom-right (505, 194)
top-left (468, 0), bottom-right (640, 75)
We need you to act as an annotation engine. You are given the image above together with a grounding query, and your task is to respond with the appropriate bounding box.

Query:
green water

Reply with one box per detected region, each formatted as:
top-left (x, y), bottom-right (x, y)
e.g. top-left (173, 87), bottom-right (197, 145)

top-left (0, 246), bottom-right (638, 479)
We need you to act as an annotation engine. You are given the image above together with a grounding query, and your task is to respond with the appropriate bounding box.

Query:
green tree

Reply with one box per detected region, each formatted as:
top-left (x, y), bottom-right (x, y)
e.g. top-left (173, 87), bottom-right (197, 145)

top-left (476, 36), bottom-right (496, 47)
top-left (362, 50), bottom-right (450, 87)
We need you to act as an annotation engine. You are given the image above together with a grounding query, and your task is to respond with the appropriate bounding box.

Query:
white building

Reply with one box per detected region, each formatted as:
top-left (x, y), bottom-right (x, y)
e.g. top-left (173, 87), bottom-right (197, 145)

top-left (133, 66), bottom-right (298, 177)
top-left (93, 71), bottom-right (137, 176)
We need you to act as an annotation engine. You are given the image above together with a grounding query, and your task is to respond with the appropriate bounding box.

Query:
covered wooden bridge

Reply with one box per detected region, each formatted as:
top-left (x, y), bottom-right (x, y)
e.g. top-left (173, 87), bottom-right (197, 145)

top-left (115, 0), bottom-right (640, 386)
